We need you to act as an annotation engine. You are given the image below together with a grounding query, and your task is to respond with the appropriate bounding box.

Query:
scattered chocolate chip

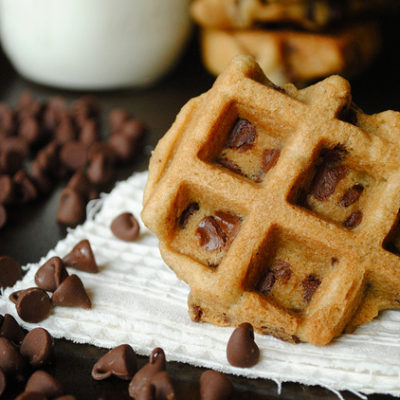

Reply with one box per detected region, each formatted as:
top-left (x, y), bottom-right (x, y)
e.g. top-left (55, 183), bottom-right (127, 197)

top-left (196, 216), bottom-right (227, 251)
top-left (129, 348), bottom-right (166, 398)
top-left (271, 260), bottom-right (292, 283)
top-left (0, 145), bottom-right (26, 175)
top-left (15, 288), bottom-right (52, 323)
top-left (0, 314), bottom-right (25, 345)
top-left (13, 170), bottom-right (38, 204)
top-left (43, 96), bottom-right (67, 131)
top-left (135, 384), bottom-right (156, 400)
top-left (25, 370), bottom-right (64, 398)
top-left (216, 157), bottom-right (243, 176)
top-left (302, 274), bottom-right (321, 302)
top-left (226, 119), bottom-right (256, 150)
top-left (67, 169), bottom-right (98, 200)
top-left (311, 165), bottom-right (348, 201)
top-left (262, 148), bottom-right (280, 173)
top-left (15, 392), bottom-right (47, 400)
top-left (52, 274), bottom-right (91, 309)
top-left (0, 205), bottom-right (6, 229)
top-left (0, 255), bottom-right (22, 288)
top-left (35, 256), bottom-right (69, 292)
top-left (30, 162), bottom-right (53, 194)
top-left (79, 119), bottom-right (99, 145)
top-left (178, 202), bottom-right (199, 228)
top-left (88, 142), bottom-right (117, 164)
top-left (343, 210), bottom-right (363, 229)
top-left (109, 132), bottom-right (137, 163)
top-left (0, 136), bottom-right (29, 159)
top-left (120, 119), bottom-right (146, 141)
top-left (111, 213), bottom-right (140, 242)
top-left (257, 271), bottom-right (276, 295)
top-left (149, 371), bottom-right (175, 400)
top-left (0, 368), bottom-right (5, 396)
top-left (72, 96), bottom-right (100, 127)
top-left (0, 103), bottom-right (14, 137)
top-left (0, 337), bottom-right (26, 375)
top-left (35, 142), bottom-right (60, 173)
top-left (19, 117), bottom-right (43, 144)
top-left (200, 370), bottom-right (233, 400)
top-left (54, 117), bottom-right (76, 144)
top-left (87, 152), bottom-right (114, 187)
top-left (20, 328), bottom-right (53, 367)
top-left (226, 323), bottom-right (259, 368)
top-left (109, 109), bottom-right (130, 132)
top-left (59, 141), bottom-right (88, 171)
top-left (339, 184), bottom-right (364, 207)
top-left (92, 344), bottom-right (137, 380)
top-left (56, 188), bottom-right (86, 226)
top-left (63, 239), bottom-right (99, 273)
top-left (0, 175), bottom-right (14, 204)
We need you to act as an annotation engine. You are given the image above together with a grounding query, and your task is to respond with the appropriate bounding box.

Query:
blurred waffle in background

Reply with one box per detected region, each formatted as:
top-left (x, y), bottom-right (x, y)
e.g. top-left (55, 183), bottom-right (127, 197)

top-left (191, 0), bottom-right (398, 85)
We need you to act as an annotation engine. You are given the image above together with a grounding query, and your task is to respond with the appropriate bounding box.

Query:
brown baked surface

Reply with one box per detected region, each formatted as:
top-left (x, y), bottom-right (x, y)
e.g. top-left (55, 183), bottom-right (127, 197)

top-left (201, 22), bottom-right (380, 86)
top-left (142, 55), bottom-right (400, 345)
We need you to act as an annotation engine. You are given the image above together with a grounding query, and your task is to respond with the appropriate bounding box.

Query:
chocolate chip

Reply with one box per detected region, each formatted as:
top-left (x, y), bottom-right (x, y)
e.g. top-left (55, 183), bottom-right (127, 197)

top-left (35, 142), bottom-right (60, 173)
top-left (111, 212), bottom-right (140, 242)
top-left (30, 162), bottom-right (53, 194)
top-left (43, 96), bottom-right (67, 132)
top-left (343, 210), bottom-right (363, 229)
top-left (0, 103), bottom-right (14, 137)
top-left (15, 288), bottom-right (52, 323)
top-left (0, 255), bottom-right (22, 288)
top-left (311, 165), bottom-right (348, 201)
top-left (339, 184), bottom-right (364, 207)
top-left (13, 170), bottom-right (38, 204)
top-left (262, 149), bottom-right (280, 173)
top-left (302, 274), bottom-right (321, 302)
top-left (135, 384), bottom-right (155, 400)
top-left (192, 305), bottom-right (203, 322)
top-left (0, 175), bottom-right (15, 204)
top-left (226, 323), bottom-right (259, 368)
top-left (54, 118), bottom-right (76, 144)
top-left (226, 119), bottom-right (256, 150)
top-left (35, 256), bottom-right (69, 292)
top-left (19, 117), bottom-right (43, 144)
top-left (216, 157), bottom-right (243, 175)
top-left (67, 169), bottom-right (98, 200)
top-left (88, 142), bottom-right (117, 164)
top-left (0, 145), bottom-right (25, 175)
top-left (52, 274), bottom-right (91, 309)
top-left (148, 371), bottom-right (175, 400)
top-left (9, 289), bottom-right (22, 304)
top-left (321, 145), bottom-right (348, 164)
top-left (0, 314), bottom-right (25, 345)
top-left (196, 216), bottom-right (227, 251)
top-left (87, 152), bottom-right (115, 187)
top-left (178, 202), bottom-right (199, 228)
top-left (271, 260), bottom-right (292, 283)
top-left (56, 188), bottom-right (86, 226)
top-left (129, 348), bottom-right (166, 399)
top-left (120, 119), bottom-right (146, 141)
top-left (25, 370), bottom-right (64, 398)
top-left (92, 344), bottom-right (137, 380)
top-left (79, 120), bottom-right (99, 145)
top-left (72, 96), bottom-right (100, 127)
top-left (0, 136), bottom-right (29, 159)
top-left (0, 205), bottom-right (6, 229)
top-left (15, 392), bottom-right (47, 400)
top-left (214, 211), bottom-right (241, 240)
top-left (20, 328), bottom-right (53, 367)
top-left (63, 239), bottom-right (99, 273)
top-left (0, 337), bottom-right (26, 375)
top-left (200, 370), bottom-right (233, 400)
top-left (109, 132), bottom-right (137, 163)
top-left (59, 141), bottom-right (88, 171)
top-left (257, 271), bottom-right (276, 295)
top-left (109, 109), bottom-right (130, 132)
top-left (0, 368), bottom-right (5, 396)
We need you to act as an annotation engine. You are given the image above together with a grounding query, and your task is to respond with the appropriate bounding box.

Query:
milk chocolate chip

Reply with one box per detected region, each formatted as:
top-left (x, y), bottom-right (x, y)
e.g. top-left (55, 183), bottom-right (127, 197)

top-left (13, 170), bottom-right (38, 204)
top-left (15, 288), bottom-right (52, 323)
top-left (0, 337), bottom-right (26, 375)
top-left (200, 370), bottom-right (233, 400)
top-left (55, 117), bottom-right (76, 144)
top-left (111, 213), bottom-right (140, 242)
top-left (56, 188), bottom-right (86, 226)
top-left (109, 109), bottom-right (130, 132)
top-left (0, 313), bottom-right (25, 345)
top-left (59, 141), bottom-right (88, 171)
top-left (67, 169), bottom-right (98, 200)
top-left (79, 119), bottom-right (99, 145)
top-left (92, 344), bottom-right (137, 380)
top-left (226, 323), bottom-right (259, 368)
top-left (52, 274), bottom-right (91, 309)
top-left (25, 370), bottom-right (64, 398)
top-left (63, 239), bottom-right (99, 273)
top-left (35, 256), bottom-right (69, 292)
top-left (226, 119), bottom-right (256, 150)
top-left (20, 328), bottom-right (53, 367)
top-left (149, 371), bottom-right (175, 400)
top-left (109, 133), bottom-right (137, 163)
top-left (87, 152), bottom-right (114, 187)
top-left (0, 256), bottom-right (22, 288)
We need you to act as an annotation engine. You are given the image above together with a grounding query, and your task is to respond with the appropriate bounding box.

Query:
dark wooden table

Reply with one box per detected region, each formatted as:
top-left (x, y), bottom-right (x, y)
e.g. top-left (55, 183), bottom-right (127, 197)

top-left (1, 19), bottom-right (399, 400)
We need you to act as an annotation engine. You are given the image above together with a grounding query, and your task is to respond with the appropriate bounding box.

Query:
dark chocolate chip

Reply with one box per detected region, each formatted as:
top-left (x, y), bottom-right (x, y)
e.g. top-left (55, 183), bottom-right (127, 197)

top-left (20, 328), bottom-right (53, 367)
top-left (0, 313), bottom-right (25, 345)
top-left (216, 157), bottom-right (243, 176)
top-left (311, 165), bottom-right (347, 201)
top-left (343, 210), bottom-right (363, 229)
top-left (0, 337), bottom-right (26, 375)
top-left (129, 348), bottom-right (166, 399)
top-left (178, 202), bottom-right (199, 228)
top-left (59, 141), bottom-right (88, 171)
top-left (16, 288), bottom-right (52, 323)
top-left (257, 271), bottom-right (276, 295)
top-left (19, 117), bottom-right (43, 144)
top-left (339, 184), bottom-right (364, 207)
top-left (54, 117), bottom-right (76, 144)
top-left (13, 170), bottom-right (38, 204)
top-left (226, 119), bottom-right (256, 150)
top-left (92, 344), bottom-right (137, 380)
top-left (67, 169), bottom-right (98, 200)
top-left (226, 323), bottom-right (259, 368)
top-left (262, 149), bottom-right (280, 173)
top-left (109, 109), bottom-right (130, 132)
top-left (63, 239), bottom-right (99, 273)
top-left (0, 205), bottom-right (6, 229)
top-left (56, 188), bottom-right (86, 226)
top-left (0, 368), bottom-right (5, 396)
top-left (200, 370), bottom-right (233, 400)
top-left (87, 152), bottom-right (115, 187)
top-left (25, 370), bottom-right (64, 398)
top-left (302, 274), bottom-right (321, 302)
top-left (0, 175), bottom-right (14, 204)
top-left (109, 132), bottom-right (137, 163)
top-left (0, 255), bottom-right (22, 288)
top-left (35, 256), bottom-right (69, 292)
top-left (79, 120), bottom-right (99, 145)
top-left (271, 260), bottom-right (292, 284)
top-left (15, 392), bottom-right (47, 400)
top-left (52, 274), bottom-right (91, 309)
top-left (111, 213), bottom-right (140, 242)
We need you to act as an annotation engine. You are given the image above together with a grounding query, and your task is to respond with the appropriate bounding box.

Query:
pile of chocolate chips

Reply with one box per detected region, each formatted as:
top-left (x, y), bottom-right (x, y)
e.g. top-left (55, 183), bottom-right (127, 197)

top-left (0, 92), bottom-right (146, 229)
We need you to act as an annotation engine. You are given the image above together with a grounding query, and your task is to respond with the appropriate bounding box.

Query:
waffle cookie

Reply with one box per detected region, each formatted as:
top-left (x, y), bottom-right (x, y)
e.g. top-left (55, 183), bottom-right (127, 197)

top-left (142, 55), bottom-right (400, 345)
top-left (191, 0), bottom-right (395, 30)
top-left (201, 22), bottom-right (380, 86)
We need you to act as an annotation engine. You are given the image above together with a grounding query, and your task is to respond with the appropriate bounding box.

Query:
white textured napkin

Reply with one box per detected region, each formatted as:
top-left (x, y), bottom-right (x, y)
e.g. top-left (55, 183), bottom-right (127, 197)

top-left (1, 171), bottom-right (400, 399)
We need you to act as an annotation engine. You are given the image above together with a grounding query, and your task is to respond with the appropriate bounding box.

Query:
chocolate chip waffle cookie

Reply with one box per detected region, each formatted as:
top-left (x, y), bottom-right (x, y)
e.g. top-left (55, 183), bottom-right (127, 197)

top-left (201, 22), bottom-right (380, 86)
top-left (191, 0), bottom-right (395, 30)
top-left (142, 55), bottom-right (400, 345)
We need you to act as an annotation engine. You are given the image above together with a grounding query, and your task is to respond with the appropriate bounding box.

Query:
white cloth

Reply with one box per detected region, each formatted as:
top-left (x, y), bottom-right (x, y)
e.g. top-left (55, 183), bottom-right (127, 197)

top-left (1, 171), bottom-right (400, 398)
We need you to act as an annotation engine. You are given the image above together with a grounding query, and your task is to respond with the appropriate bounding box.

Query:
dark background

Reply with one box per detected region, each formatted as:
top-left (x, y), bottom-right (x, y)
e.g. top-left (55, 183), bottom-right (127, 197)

top-left (0, 18), bottom-right (399, 400)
